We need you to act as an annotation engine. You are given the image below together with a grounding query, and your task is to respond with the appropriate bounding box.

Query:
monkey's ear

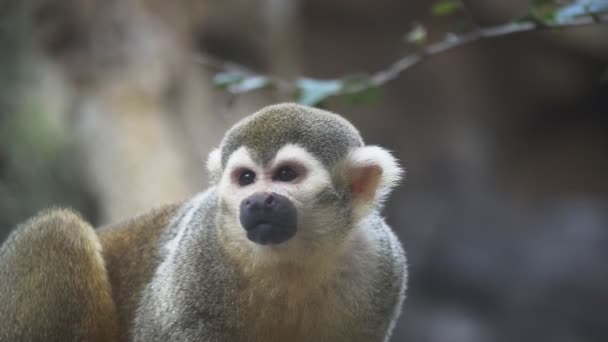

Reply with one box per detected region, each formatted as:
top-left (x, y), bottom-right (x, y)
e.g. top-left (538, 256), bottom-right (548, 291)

top-left (344, 146), bottom-right (404, 220)
top-left (206, 148), bottom-right (222, 184)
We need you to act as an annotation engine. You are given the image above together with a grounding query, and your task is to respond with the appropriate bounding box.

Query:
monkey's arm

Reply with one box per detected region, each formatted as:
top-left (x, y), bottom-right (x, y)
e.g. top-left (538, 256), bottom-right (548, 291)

top-left (0, 209), bottom-right (120, 342)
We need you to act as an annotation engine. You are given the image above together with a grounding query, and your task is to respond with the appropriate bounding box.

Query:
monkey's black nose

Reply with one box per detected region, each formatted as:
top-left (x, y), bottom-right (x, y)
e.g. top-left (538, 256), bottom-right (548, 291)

top-left (239, 192), bottom-right (297, 245)
top-left (243, 193), bottom-right (275, 208)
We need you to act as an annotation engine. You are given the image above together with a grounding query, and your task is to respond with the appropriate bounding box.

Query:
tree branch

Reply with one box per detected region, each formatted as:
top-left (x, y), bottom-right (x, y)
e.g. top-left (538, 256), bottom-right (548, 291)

top-left (194, 13), bottom-right (608, 103)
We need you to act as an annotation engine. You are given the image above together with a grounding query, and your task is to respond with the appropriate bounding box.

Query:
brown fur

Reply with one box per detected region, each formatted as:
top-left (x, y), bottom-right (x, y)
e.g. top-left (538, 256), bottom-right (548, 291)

top-left (0, 204), bottom-right (180, 342)
top-left (0, 209), bottom-right (119, 342)
top-left (97, 203), bottom-right (181, 341)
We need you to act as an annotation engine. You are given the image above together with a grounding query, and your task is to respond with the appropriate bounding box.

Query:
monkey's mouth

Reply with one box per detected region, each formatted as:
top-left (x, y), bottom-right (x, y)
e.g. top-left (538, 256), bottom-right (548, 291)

top-left (239, 192), bottom-right (298, 245)
top-left (245, 221), bottom-right (297, 245)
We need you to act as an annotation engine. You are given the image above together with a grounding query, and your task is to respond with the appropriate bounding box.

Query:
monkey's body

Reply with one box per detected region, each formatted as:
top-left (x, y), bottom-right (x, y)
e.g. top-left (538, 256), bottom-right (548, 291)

top-left (0, 103), bottom-right (407, 342)
top-left (133, 188), bottom-right (405, 342)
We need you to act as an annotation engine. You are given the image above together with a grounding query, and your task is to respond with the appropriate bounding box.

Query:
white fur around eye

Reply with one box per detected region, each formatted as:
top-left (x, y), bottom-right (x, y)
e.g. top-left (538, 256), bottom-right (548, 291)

top-left (216, 147), bottom-right (261, 221)
top-left (220, 147), bottom-right (257, 185)
top-left (272, 144), bottom-right (332, 196)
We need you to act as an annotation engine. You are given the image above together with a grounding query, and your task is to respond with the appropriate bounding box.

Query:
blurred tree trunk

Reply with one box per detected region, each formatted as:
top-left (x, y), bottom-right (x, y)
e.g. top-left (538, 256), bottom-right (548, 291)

top-left (22, 0), bottom-right (291, 222)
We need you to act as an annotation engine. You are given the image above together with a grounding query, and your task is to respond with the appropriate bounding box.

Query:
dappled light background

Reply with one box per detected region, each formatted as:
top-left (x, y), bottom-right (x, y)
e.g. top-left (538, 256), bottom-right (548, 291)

top-left (1, 0), bottom-right (608, 341)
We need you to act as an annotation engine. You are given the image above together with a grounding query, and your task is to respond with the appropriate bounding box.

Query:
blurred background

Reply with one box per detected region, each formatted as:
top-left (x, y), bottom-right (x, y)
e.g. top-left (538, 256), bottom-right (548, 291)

top-left (1, 0), bottom-right (607, 341)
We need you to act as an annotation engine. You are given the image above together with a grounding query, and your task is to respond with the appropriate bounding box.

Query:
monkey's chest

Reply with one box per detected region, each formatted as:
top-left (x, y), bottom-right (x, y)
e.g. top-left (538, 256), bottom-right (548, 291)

top-left (234, 278), bottom-right (368, 342)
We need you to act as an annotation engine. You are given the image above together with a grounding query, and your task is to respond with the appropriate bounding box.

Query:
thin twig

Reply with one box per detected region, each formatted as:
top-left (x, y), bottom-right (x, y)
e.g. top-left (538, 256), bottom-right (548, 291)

top-left (367, 14), bottom-right (608, 91)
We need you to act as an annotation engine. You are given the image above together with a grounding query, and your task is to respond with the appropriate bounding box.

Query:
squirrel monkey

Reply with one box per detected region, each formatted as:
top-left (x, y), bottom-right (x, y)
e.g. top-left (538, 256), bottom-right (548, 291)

top-left (0, 103), bottom-right (407, 342)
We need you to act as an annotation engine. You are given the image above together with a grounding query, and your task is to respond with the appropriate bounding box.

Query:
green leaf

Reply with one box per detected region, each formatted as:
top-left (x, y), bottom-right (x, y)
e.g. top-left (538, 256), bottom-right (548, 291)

top-left (213, 72), bottom-right (244, 88)
top-left (517, 0), bottom-right (561, 24)
top-left (214, 72), bottom-right (270, 94)
top-left (343, 86), bottom-right (383, 105)
top-left (450, 18), bottom-right (475, 33)
top-left (227, 76), bottom-right (270, 93)
top-left (431, 1), bottom-right (463, 16)
top-left (405, 24), bottom-right (428, 46)
top-left (339, 75), bottom-right (383, 105)
top-left (296, 78), bottom-right (343, 106)
top-left (555, 0), bottom-right (608, 23)
top-left (518, 7), bottom-right (556, 24)
top-left (340, 74), bottom-right (373, 91)
top-left (537, 8), bottom-right (557, 22)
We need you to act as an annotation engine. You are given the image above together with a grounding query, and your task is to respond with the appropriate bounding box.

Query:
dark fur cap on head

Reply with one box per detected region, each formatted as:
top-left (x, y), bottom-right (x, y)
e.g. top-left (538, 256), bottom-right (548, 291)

top-left (220, 103), bottom-right (364, 168)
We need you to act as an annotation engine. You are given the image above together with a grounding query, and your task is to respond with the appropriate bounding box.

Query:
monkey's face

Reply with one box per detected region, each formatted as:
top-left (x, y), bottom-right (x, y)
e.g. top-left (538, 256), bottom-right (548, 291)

top-left (214, 140), bottom-right (403, 255)
top-left (216, 144), bottom-right (335, 247)
top-left (208, 104), bottom-right (402, 257)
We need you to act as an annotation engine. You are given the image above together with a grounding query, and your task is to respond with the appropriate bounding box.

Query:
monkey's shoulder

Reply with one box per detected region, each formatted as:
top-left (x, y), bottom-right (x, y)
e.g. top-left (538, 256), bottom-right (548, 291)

top-left (97, 203), bottom-right (182, 256)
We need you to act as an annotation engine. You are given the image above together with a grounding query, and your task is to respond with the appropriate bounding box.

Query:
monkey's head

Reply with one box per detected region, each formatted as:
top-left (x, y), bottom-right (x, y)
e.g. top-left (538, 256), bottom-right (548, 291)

top-left (208, 103), bottom-right (402, 257)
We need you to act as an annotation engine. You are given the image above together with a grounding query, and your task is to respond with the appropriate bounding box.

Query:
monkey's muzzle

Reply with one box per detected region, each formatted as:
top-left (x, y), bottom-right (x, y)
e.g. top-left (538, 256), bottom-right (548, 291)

top-left (239, 192), bottom-right (297, 245)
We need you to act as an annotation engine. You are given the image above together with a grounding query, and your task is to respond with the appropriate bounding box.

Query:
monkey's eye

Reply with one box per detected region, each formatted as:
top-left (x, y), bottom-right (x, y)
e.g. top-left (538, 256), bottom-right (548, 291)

top-left (238, 169), bottom-right (256, 186)
top-left (274, 166), bottom-right (298, 182)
